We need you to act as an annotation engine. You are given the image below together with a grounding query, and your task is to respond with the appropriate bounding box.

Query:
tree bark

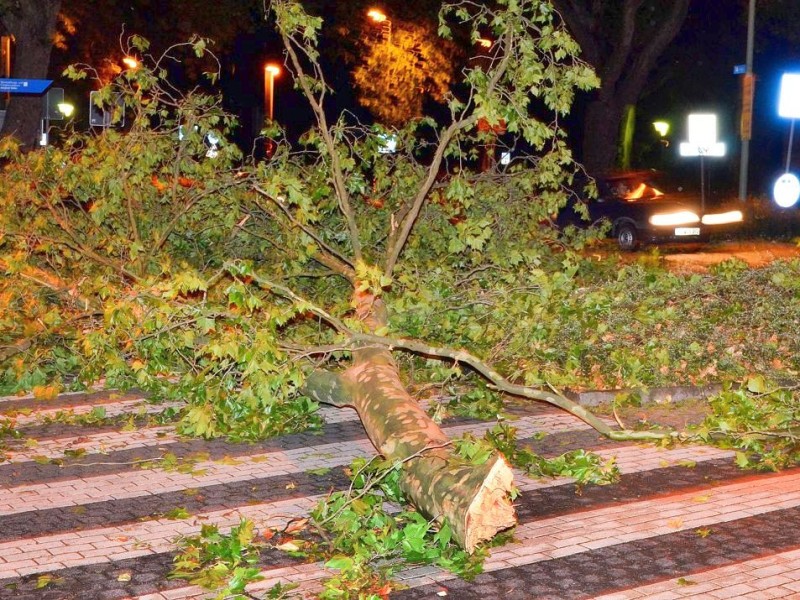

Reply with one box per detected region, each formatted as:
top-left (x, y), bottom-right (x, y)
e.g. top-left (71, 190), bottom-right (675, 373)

top-left (0, 0), bottom-right (62, 149)
top-left (582, 97), bottom-right (625, 174)
top-left (304, 295), bottom-right (516, 553)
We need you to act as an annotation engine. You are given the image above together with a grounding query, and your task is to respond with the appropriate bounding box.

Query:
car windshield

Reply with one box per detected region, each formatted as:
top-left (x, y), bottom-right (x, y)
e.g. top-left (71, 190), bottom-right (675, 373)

top-left (603, 176), bottom-right (665, 202)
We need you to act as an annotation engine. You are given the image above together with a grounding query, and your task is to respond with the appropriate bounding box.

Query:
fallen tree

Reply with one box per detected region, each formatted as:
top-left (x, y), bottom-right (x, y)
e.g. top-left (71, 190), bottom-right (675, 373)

top-left (0, 0), bottom-right (673, 553)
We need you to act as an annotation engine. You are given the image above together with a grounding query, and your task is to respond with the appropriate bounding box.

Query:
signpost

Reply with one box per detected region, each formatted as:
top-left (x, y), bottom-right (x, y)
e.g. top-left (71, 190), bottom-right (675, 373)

top-left (0, 78), bottom-right (56, 146)
top-left (679, 113), bottom-right (726, 213)
top-left (0, 78), bottom-right (53, 95)
top-left (773, 73), bottom-right (800, 207)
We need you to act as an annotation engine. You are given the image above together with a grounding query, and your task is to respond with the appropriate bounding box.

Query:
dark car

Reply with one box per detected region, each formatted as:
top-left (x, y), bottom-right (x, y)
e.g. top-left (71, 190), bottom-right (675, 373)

top-left (559, 172), bottom-right (744, 250)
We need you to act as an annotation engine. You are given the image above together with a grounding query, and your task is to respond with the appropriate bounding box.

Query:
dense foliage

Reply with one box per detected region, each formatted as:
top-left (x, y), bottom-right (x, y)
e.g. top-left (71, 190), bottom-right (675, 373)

top-left (3, 0), bottom-right (800, 595)
top-left (0, 0), bottom-right (602, 436)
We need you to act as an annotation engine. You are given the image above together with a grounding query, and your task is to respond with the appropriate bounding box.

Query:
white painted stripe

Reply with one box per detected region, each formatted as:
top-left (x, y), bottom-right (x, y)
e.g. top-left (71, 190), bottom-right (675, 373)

top-left (0, 413), bottom-right (622, 514)
top-left (8, 399), bottom-right (184, 427)
top-left (125, 468), bottom-right (800, 600)
top-left (394, 469), bottom-right (800, 590)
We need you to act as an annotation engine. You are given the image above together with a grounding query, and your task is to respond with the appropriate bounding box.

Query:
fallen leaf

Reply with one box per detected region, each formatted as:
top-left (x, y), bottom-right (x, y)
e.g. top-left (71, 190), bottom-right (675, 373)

top-left (35, 574), bottom-right (63, 589)
top-left (696, 528), bottom-right (712, 538)
top-left (667, 518), bottom-right (684, 529)
top-left (117, 572), bottom-right (132, 582)
top-left (276, 540), bottom-right (301, 552)
top-left (284, 518), bottom-right (309, 534)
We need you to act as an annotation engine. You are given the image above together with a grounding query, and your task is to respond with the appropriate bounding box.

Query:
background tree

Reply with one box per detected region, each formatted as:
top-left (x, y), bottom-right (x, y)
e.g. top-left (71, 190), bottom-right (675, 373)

top-left (352, 21), bottom-right (455, 126)
top-left (551, 0), bottom-right (691, 174)
top-left (0, 0), bottom-right (62, 149)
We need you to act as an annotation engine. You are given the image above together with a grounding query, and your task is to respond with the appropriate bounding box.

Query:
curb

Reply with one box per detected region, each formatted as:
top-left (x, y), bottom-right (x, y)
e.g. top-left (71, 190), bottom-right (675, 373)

top-left (565, 384), bottom-right (723, 407)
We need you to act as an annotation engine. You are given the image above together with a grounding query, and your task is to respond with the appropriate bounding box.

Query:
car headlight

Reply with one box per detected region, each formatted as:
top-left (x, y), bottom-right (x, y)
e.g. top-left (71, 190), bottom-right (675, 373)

top-left (701, 210), bottom-right (744, 225)
top-left (649, 211), bottom-right (700, 226)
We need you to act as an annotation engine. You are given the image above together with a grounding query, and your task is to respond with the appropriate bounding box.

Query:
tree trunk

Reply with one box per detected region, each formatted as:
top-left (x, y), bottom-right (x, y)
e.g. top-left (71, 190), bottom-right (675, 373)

top-left (304, 295), bottom-right (516, 553)
top-left (0, 0), bottom-right (61, 149)
top-left (581, 98), bottom-right (625, 175)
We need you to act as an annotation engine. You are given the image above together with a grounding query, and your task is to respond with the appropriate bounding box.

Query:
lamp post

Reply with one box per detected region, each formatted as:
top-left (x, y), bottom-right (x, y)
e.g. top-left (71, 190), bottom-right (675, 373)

top-left (367, 8), bottom-right (392, 42)
top-left (738, 0), bottom-right (756, 203)
top-left (264, 63), bottom-right (281, 122)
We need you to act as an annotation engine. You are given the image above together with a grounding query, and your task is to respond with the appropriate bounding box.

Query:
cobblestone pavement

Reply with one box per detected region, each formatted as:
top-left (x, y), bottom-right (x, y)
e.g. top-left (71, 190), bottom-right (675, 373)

top-left (2, 390), bottom-right (800, 599)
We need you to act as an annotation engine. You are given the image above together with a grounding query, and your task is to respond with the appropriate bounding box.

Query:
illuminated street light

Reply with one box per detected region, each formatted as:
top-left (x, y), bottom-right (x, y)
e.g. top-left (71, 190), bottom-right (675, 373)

top-left (57, 102), bottom-right (74, 118)
top-left (477, 38), bottom-right (493, 49)
top-left (367, 8), bottom-right (392, 41)
top-left (367, 8), bottom-right (387, 23)
top-left (264, 63), bottom-right (281, 122)
top-left (122, 56), bottom-right (139, 70)
top-left (652, 121), bottom-right (670, 138)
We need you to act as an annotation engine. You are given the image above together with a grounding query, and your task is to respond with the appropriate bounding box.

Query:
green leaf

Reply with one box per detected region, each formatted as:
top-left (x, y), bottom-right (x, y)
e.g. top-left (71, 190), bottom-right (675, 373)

top-left (324, 556), bottom-right (354, 571)
top-left (746, 375), bottom-right (767, 394)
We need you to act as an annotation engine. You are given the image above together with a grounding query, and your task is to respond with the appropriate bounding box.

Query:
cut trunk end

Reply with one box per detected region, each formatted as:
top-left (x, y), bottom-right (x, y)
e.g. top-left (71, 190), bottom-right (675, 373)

top-left (399, 452), bottom-right (516, 553)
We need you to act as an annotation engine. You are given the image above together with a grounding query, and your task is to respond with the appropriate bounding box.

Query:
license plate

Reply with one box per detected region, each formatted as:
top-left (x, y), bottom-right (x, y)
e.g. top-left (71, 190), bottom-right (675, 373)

top-left (675, 227), bottom-right (700, 236)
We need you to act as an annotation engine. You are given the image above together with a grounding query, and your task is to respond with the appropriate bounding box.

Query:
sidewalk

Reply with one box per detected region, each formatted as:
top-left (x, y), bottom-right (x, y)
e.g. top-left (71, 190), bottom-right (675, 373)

top-left (1, 390), bottom-right (799, 599)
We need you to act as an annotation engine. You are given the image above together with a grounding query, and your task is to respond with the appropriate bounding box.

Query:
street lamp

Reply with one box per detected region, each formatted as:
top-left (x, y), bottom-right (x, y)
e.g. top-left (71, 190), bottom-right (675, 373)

top-left (367, 8), bottom-right (392, 41)
top-left (264, 63), bottom-right (281, 122)
top-left (653, 121), bottom-right (670, 138)
top-left (122, 56), bottom-right (139, 70)
top-left (57, 102), bottom-right (74, 118)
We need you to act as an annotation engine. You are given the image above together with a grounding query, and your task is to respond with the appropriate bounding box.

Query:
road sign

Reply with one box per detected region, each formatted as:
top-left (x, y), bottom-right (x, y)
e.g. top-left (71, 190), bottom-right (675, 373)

top-left (774, 173), bottom-right (800, 208)
top-left (741, 73), bottom-right (755, 140)
top-left (0, 78), bottom-right (53, 94)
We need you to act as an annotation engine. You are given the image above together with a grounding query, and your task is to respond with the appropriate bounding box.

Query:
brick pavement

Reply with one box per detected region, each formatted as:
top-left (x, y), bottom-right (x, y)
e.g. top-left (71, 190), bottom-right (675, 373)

top-left (1, 390), bottom-right (799, 599)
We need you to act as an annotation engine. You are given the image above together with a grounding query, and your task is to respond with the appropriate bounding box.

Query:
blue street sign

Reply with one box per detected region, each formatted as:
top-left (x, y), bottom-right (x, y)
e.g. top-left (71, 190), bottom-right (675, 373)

top-left (733, 64), bottom-right (747, 75)
top-left (0, 78), bottom-right (53, 94)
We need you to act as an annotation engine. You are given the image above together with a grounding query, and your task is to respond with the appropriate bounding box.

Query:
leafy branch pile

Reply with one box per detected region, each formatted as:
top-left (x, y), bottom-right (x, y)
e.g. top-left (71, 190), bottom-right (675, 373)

top-left (170, 430), bottom-right (618, 599)
top-left (690, 377), bottom-right (800, 471)
top-left (3, 0), bottom-right (800, 582)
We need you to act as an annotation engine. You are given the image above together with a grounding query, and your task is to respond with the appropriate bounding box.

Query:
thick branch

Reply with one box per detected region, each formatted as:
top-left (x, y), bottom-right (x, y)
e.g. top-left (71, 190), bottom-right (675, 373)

top-left (242, 267), bottom-right (672, 442)
top-left (384, 27), bottom-right (515, 278)
top-left (352, 332), bottom-right (673, 441)
top-left (252, 184), bottom-right (355, 281)
top-left (618, 0), bottom-right (690, 103)
top-left (600, 0), bottom-right (643, 93)
top-left (279, 31), bottom-right (363, 263)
